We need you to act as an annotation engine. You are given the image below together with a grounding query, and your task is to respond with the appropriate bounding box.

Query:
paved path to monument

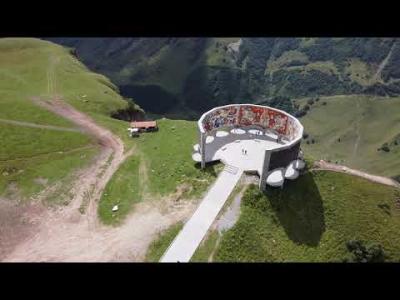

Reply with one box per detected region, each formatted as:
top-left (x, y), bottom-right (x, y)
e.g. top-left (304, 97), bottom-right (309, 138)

top-left (160, 165), bottom-right (243, 262)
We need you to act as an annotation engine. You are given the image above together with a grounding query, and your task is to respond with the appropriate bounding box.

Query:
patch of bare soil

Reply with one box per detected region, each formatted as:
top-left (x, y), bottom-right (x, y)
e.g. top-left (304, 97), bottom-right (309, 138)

top-left (2, 98), bottom-right (199, 262)
top-left (3, 182), bottom-right (21, 200)
top-left (3, 196), bottom-right (198, 262)
top-left (0, 198), bottom-right (45, 261)
top-left (33, 177), bottom-right (48, 186)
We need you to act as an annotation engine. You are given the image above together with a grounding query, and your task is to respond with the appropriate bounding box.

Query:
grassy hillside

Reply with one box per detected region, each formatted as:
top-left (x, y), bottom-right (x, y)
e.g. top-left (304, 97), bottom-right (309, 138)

top-left (0, 38), bottom-right (221, 225)
top-left (98, 118), bottom-right (222, 225)
top-left (194, 171), bottom-right (400, 262)
top-left (46, 38), bottom-right (249, 117)
top-left (0, 38), bottom-right (134, 202)
top-left (296, 95), bottom-right (400, 178)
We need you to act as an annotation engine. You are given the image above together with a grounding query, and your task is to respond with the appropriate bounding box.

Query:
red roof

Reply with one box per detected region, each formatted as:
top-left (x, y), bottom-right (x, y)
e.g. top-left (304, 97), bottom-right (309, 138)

top-left (130, 121), bottom-right (157, 128)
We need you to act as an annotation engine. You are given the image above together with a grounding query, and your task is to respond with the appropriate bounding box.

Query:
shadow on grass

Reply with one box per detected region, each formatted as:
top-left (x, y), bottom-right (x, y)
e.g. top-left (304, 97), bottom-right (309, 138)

top-left (265, 172), bottom-right (325, 247)
top-left (194, 160), bottom-right (220, 178)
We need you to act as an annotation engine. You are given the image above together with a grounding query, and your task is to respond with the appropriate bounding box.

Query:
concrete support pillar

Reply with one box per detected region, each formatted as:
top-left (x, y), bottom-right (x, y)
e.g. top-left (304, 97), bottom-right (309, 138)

top-left (259, 150), bottom-right (271, 192)
top-left (200, 132), bottom-right (206, 169)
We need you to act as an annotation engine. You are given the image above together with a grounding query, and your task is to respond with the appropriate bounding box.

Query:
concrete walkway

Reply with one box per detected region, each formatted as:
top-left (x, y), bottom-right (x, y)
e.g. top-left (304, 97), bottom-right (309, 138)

top-left (160, 165), bottom-right (243, 262)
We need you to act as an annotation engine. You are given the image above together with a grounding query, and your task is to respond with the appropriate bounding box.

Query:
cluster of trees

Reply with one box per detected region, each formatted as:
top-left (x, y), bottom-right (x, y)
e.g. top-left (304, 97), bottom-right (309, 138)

top-left (264, 96), bottom-right (295, 114)
top-left (258, 38), bottom-right (400, 99)
top-left (239, 38), bottom-right (275, 77)
top-left (294, 96), bottom-right (320, 118)
top-left (377, 135), bottom-right (400, 152)
top-left (378, 143), bottom-right (391, 152)
top-left (302, 129), bottom-right (316, 145)
top-left (270, 69), bottom-right (359, 98)
top-left (184, 66), bottom-right (246, 112)
top-left (283, 59), bottom-right (308, 68)
top-left (363, 81), bottom-right (400, 97)
top-left (343, 240), bottom-right (386, 263)
top-left (305, 138), bottom-right (316, 145)
top-left (269, 38), bottom-right (301, 59)
top-left (300, 38), bottom-right (394, 65)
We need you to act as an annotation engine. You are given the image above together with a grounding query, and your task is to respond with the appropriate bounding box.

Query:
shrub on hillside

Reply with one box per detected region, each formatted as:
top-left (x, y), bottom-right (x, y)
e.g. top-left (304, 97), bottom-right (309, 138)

top-left (110, 99), bottom-right (144, 121)
top-left (392, 175), bottom-right (400, 183)
top-left (270, 38), bottom-right (301, 59)
top-left (295, 110), bottom-right (307, 118)
top-left (265, 96), bottom-right (295, 114)
top-left (379, 144), bottom-right (391, 152)
top-left (344, 240), bottom-right (386, 262)
top-left (271, 68), bottom-right (351, 98)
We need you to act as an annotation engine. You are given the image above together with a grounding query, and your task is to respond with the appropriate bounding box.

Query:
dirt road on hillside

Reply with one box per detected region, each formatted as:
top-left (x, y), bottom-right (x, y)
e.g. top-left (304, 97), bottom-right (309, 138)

top-left (0, 118), bottom-right (82, 133)
top-left (373, 42), bottom-right (395, 82)
top-left (3, 194), bottom-right (198, 262)
top-left (2, 98), bottom-right (198, 261)
top-left (313, 160), bottom-right (400, 189)
top-left (30, 97), bottom-right (126, 223)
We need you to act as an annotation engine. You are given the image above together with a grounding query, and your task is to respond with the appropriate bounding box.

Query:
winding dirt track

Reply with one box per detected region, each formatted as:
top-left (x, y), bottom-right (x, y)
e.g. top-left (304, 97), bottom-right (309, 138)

top-left (373, 41), bottom-right (395, 82)
top-left (30, 97), bottom-right (127, 226)
top-left (2, 98), bottom-right (197, 262)
top-left (313, 160), bottom-right (400, 189)
top-left (0, 118), bottom-right (82, 133)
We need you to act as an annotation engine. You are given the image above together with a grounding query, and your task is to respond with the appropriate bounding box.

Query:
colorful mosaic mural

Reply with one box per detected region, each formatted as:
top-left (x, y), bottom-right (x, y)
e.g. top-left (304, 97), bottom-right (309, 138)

top-left (202, 105), bottom-right (298, 139)
top-left (265, 109), bottom-right (288, 134)
top-left (238, 105), bottom-right (265, 126)
top-left (203, 105), bottom-right (239, 132)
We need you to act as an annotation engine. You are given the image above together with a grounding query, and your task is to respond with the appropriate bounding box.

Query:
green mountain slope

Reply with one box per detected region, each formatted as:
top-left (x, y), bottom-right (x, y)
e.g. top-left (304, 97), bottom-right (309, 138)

top-left (2, 38), bottom-right (399, 263)
top-left (0, 38), bottom-right (138, 201)
top-left (0, 38), bottom-right (221, 225)
top-left (48, 37), bottom-right (400, 118)
top-left (192, 171), bottom-right (400, 262)
top-left (297, 95), bottom-right (400, 178)
top-left (48, 37), bottom-right (245, 118)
